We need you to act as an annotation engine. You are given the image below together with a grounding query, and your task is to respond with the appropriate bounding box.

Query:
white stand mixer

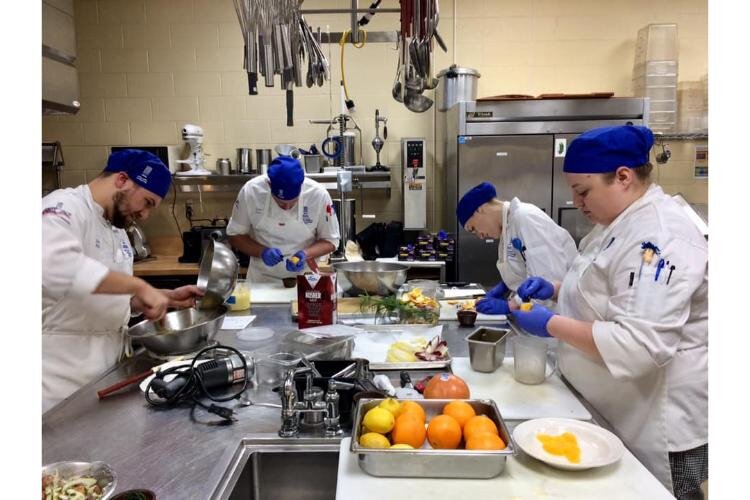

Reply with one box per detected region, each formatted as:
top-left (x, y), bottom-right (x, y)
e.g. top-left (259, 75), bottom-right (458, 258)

top-left (175, 124), bottom-right (211, 175)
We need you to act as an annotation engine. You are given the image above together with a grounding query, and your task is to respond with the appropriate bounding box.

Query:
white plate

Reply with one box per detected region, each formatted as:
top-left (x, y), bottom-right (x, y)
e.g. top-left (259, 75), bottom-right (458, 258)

top-left (512, 418), bottom-right (624, 470)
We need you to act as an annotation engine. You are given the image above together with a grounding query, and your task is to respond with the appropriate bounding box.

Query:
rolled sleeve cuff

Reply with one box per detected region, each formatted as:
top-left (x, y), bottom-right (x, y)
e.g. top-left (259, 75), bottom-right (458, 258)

top-left (323, 237), bottom-right (340, 249)
top-left (226, 220), bottom-right (250, 236)
top-left (69, 257), bottom-right (110, 299)
top-left (592, 320), bottom-right (656, 380)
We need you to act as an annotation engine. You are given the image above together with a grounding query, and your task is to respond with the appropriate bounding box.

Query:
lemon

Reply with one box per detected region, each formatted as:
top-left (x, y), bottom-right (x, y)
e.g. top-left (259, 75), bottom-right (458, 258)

top-left (362, 407), bottom-right (395, 434)
top-left (359, 432), bottom-right (391, 449)
top-left (378, 398), bottom-right (401, 417)
top-left (390, 443), bottom-right (414, 449)
top-left (520, 302), bottom-right (533, 311)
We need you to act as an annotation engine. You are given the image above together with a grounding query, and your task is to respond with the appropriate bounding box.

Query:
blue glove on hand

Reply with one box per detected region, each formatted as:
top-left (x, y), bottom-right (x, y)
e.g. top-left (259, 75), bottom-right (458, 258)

top-left (517, 276), bottom-right (555, 301)
top-left (261, 247), bottom-right (284, 267)
top-left (511, 305), bottom-right (555, 337)
top-left (475, 297), bottom-right (511, 315)
top-left (486, 281), bottom-right (509, 299)
top-left (285, 250), bottom-right (306, 272)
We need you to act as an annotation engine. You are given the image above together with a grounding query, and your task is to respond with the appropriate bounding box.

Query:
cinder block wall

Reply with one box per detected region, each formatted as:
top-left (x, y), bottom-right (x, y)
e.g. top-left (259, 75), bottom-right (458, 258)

top-left (42, 0), bottom-right (708, 241)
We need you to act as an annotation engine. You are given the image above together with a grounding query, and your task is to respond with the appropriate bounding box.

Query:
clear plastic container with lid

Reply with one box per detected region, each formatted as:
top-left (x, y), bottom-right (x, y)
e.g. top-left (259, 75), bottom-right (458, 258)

top-left (634, 23), bottom-right (679, 66)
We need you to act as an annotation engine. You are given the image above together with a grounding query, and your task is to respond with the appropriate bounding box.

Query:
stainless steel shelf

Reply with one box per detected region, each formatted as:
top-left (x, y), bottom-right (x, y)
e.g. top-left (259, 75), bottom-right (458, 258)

top-left (172, 171), bottom-right (392, 194)
top-left (656, 132), bottom-right (708, 140)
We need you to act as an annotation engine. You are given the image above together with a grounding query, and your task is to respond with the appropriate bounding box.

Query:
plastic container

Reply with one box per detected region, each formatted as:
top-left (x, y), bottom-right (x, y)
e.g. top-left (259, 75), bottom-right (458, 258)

top-left (256, 352), bottom-right (302, 387)
top-left (634, 23), bottom-right (678, 65)
top-left (634, 85), bottom-right (677, 101)
top-left (226, 279), bottom-right (251, 311)
top-left (397, 282), bottom-right (440, 325)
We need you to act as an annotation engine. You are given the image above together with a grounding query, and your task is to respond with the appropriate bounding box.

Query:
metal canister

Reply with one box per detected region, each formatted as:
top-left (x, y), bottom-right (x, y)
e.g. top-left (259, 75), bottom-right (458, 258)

top-left (436, 65), bottom-right (481, 112)
top-left (216, 158), bottom-right (231, 175)
top-left (236, 148), bottom-right (253, 174)
top-left (256, 149), bottom-right (273, 174)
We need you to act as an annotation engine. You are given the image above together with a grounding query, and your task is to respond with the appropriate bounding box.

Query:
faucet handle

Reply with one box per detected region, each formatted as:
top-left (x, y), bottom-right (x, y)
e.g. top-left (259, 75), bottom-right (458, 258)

top-left (327, 379), bottom-right (355, 391)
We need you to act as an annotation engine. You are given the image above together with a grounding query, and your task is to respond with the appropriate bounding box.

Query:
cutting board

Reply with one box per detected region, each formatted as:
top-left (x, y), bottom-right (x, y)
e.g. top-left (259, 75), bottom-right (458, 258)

top-left (335, 438), bottom-right (673, 500)
top-left (249, 282), bottom-right (298, 304)
top-left (452, 357), bottom-right (591, 421)
top-left (438, 300), bottom-right (506, 322)
top-left (291, 297), bottom-right (376, 320)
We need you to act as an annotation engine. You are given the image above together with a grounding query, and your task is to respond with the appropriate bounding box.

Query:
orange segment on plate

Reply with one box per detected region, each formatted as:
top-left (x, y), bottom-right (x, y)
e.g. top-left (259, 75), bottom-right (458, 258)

top-left (465, 432), bottom-right (507, 450)
top-left (442, 401), bottom-right (476, 429)
top-left (463, 415), bottom-right (499, 441)
top-left (537, 432), bottom-right (581, 463)
top-left (427, 414), bottom-right (463, 449)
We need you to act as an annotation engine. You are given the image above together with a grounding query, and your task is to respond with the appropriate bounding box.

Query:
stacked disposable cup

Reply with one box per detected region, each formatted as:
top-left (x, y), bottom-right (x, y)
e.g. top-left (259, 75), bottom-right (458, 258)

top-left (632, 24), bottom-right (679, 132)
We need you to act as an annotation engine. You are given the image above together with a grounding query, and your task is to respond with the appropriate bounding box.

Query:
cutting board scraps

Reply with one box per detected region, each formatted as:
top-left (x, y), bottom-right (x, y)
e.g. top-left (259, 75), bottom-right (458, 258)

top-left (438, 300), bottom-right (506, 322)
top-left (451, 357), bottom-right (591, 421)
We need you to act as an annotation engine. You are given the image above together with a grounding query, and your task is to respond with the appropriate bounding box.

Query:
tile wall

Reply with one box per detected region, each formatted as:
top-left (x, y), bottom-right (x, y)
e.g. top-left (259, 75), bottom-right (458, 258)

top-left (42, 0), bottom-right (708, 240)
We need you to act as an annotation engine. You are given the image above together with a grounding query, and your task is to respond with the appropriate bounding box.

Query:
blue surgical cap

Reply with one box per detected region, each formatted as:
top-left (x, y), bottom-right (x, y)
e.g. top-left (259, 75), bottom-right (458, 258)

top-left (268, 155), bottom-right (305, 200)
top-left (105, 149), bottom-right (171, 198)
top-left (564, 125), bottom-right (654, 174)
top-left (456, 182), bottom-right (497, 227)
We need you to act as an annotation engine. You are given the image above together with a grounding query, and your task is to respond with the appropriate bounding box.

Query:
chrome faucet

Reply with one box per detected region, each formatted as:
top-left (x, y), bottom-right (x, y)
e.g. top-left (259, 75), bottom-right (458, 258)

top-left (278, 367), bottom-right (354, 438)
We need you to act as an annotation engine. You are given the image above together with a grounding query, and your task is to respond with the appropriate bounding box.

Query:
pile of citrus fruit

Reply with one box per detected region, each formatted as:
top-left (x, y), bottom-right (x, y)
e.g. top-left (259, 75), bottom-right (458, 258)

top-left (358, 399), bottom-right (507, 451)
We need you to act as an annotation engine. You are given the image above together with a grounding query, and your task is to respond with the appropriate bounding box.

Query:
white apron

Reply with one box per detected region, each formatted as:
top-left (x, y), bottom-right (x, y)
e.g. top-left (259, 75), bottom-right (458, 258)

top-left (557, 225), bottom-right (672, 492)
top-left (42, 190), bottom-right (133, 412)
top-left (247, 191), bottom-right (316, 282)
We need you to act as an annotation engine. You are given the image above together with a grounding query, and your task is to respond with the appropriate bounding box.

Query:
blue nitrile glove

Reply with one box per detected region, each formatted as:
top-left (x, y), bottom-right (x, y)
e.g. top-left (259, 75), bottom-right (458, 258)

top-left (486, 281), bottom-right (509, 299)
top-left (511, 305), bottom-right (555, 338)
top-left (517, 276), bottom-right (555, 301)
top-left (261, 247), bottom-right (284, 267)
top-left (475, 297), bottom-right (511, 315)
top-left (285, 250), bottom-right (306, 272)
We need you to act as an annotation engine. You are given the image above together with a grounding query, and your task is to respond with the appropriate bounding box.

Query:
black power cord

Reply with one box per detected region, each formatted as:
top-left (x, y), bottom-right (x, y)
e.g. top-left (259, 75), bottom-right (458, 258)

top-left (144, 345), bottom-right (249, 424)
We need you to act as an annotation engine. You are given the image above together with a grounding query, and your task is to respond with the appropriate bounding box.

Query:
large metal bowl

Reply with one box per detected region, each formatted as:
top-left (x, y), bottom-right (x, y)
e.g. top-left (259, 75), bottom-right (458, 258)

top-left (42, 461), bottom-right (117, 500)
top-left (197, 240), bottom-right (239, 308)
top-left (333, 261), bottom-right (409, 296)
top-left (127, 306), bottom-right (227, 355)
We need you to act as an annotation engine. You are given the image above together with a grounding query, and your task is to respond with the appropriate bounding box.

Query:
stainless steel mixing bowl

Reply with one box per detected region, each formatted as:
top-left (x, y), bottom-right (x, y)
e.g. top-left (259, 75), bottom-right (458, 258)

top-left (197, 240), bottom-right (238, 309)
top-left (127, 306), bottom-right (227, 355)
top-left (333, 261), bottom-right (409, 296)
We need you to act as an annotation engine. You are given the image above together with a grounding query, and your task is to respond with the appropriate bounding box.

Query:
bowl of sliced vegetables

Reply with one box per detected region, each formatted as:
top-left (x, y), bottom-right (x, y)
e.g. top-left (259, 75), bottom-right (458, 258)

top-left (42, 461), bottom-right (117, 500)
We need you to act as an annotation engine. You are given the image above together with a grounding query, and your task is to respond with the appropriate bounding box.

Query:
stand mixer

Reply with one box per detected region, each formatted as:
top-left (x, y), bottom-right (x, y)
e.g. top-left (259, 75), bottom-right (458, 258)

top-left (176, 124), bottom-right (210, 175)
top-left (367, 109), bottom-right (389, 172)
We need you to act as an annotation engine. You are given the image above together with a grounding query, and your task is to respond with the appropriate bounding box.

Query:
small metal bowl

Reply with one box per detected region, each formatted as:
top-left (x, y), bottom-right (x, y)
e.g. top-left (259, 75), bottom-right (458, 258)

top-left (128, 306), bottom-right (227, 356)
top-left (42, 461), bottom-right (117, 500)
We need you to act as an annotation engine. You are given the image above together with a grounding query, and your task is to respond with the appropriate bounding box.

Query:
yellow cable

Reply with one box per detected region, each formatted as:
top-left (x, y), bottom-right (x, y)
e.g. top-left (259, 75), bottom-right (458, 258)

top-left (338, 29), bottom-right (367, 101)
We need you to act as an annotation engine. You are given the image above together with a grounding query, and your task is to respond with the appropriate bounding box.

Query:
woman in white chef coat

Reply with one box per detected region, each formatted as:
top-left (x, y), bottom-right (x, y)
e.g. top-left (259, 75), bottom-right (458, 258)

top-left (42, 150), bottom-right (204, 412)
top-left (227, 155), bottom-right (340, 282)
top-left (511, 125), bottom-right (708, 499)
top-left (455, 182), bottom-right (577, 314)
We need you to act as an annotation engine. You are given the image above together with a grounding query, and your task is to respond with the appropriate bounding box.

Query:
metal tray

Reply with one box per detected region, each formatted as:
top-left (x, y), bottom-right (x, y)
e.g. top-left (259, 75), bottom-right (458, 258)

top-left (350, 398), bottom-right (516, 478)
top-left (353, 324), bottom-right (453, 371)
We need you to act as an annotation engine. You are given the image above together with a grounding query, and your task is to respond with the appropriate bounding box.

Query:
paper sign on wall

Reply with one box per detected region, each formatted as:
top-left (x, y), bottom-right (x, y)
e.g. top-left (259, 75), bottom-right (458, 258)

top-left (694, 145), bottom-right (708, 179)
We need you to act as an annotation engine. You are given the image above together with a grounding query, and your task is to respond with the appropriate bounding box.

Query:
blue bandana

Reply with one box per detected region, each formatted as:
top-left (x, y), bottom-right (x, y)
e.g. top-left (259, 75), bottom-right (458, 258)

top-left (104, 149), bottom-right (172, 198)
top-left (268, 155), bottom-right (305, 200)
top-left (456, 182), bottom-right (497, 227)
top-left (564, 125), bottom-right (654, 174)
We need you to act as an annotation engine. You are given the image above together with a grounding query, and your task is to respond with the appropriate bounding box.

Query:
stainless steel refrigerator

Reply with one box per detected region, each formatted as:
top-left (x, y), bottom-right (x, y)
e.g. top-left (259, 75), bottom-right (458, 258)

top-left (439, 97), bottom-right (650, 286)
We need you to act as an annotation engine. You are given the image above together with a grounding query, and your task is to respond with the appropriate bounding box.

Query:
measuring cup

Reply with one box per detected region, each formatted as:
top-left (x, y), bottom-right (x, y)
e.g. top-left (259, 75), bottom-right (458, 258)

top-left (512, 335), bottom-right (557, 385)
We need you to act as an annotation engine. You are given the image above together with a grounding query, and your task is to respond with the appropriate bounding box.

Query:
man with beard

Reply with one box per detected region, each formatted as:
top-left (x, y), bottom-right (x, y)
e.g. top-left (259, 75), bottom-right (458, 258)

top-left (42, 149), bottom-right (203, 411)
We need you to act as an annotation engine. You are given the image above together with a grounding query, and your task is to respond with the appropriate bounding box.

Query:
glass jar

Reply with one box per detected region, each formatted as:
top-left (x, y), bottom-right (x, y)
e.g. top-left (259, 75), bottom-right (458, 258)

top-left (397, 282), bottom-right (440, 325)
top-left (227, 279), bottom-right (251, 311)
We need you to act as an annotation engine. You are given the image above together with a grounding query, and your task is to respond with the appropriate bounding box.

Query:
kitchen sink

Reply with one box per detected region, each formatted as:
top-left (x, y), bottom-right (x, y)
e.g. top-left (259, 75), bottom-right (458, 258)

top-left (214, 439), bottom-right (341, 500)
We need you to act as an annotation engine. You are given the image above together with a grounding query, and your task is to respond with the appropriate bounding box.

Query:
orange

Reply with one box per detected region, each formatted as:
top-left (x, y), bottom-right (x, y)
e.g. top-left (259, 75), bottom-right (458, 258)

top-left (391, 413), bottom-right (427, 449)
top-left (465, 432), bottom-right (506, 450)
top-left (426, 414), bottom-right (462, 449)
top-left (397, 401), bottom-right (426, 423)
top-left (442, 401), bottom-right (476, 429)
top-left (463, 415), bottom-right (499, 441)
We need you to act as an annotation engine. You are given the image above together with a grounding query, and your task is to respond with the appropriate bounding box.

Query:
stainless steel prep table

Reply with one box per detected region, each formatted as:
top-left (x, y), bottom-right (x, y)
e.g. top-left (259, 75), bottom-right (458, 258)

top-left (42, 304), bottom-right (610, 498)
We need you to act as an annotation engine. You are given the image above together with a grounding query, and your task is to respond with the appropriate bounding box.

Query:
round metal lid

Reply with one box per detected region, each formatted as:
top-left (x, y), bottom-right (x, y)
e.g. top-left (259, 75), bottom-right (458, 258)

top-left (436, 66), bottom-right (481, 78)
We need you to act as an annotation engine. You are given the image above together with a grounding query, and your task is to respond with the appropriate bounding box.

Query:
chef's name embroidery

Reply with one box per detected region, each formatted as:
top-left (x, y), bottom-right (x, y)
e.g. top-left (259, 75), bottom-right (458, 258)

top-left (121, 240), bottom-right (132, 258)
top-left (42, 203), bottom-right (72, 224)
top-left (302, 206), bottom-right (313, 225)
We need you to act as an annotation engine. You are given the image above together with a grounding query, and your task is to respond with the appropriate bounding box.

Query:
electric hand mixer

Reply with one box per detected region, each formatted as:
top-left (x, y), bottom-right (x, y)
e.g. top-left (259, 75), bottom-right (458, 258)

top-left (176, 123), bottom-right (210, 175)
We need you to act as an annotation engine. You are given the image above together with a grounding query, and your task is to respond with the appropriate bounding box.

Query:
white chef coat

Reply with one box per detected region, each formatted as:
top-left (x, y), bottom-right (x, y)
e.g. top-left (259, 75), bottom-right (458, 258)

top-left (496, 198), bottom-right (577, 302)
top-left (557, 183), bottom-right (708, 492)
top-left (42, 185), bottom-right (133, 412)
top-left (227, 175), bottom-right (340, 281)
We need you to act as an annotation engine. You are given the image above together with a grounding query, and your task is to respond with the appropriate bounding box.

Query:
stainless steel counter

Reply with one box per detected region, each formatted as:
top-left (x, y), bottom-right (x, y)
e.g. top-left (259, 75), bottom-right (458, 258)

top-left (42, 305), bottom-right (605, 499)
